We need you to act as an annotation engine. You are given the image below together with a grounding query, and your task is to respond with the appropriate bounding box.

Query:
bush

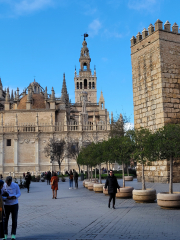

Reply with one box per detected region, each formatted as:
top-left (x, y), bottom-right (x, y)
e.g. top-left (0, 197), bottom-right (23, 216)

top-left (93, 173), bottom-right (134, 179)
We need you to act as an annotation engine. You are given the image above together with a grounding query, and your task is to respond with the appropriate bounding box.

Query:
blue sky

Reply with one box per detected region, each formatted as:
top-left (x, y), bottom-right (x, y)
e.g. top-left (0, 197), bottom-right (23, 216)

top-left (0, 0), bottom-right (178, 124)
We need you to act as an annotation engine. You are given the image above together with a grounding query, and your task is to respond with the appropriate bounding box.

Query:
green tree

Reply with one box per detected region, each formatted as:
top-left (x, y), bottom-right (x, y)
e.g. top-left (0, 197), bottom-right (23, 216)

top-left (77, 142), bottom-right (98, 180)
top-left (154, 124), bottom-right (180, 194)
top-left (132, 128), bottom-right (154, 190)
top-left (44, 138), bottom-right (66, 172)
top-left (107, 135), bottom-right (134, 188)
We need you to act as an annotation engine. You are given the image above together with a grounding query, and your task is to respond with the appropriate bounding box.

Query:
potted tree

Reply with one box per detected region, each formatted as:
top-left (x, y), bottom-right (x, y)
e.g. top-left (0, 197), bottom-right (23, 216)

top-left (107, 135), bottom-right (134, 198)
top-left (132, 128), bottom-right (156, 203)
top-left (155, 124), bottom-right (180, 208)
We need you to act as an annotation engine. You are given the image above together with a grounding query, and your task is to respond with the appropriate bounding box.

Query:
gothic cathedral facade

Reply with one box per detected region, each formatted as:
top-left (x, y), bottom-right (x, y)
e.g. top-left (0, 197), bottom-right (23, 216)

top-left (0, 39), bottom-right (110, 176)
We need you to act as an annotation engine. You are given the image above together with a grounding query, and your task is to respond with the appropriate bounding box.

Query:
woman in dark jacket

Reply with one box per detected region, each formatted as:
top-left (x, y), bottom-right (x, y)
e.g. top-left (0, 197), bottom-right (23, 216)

top-left (105, 170), bottom-right (120, 209)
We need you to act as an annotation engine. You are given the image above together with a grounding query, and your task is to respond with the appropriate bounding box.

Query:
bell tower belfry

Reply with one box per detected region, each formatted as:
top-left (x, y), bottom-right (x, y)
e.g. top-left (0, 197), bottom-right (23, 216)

top-left (74, 37), bottom-right (97, 103)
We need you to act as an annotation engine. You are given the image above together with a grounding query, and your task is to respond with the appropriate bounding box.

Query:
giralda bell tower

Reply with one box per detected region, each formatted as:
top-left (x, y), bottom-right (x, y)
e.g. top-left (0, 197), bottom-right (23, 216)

top-left (74, 35), bottom-right (97, 103)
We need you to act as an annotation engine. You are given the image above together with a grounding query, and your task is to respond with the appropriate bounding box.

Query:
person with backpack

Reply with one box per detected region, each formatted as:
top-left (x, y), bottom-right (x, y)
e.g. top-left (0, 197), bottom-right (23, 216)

top-left (68, 170), bottom-right (73, 189)
top-left (25, 172), bottom-right (31, 193)
top-left (2, 176), bottom-right (21, 240)
top-left (73, 170), bottom-right (79, 189)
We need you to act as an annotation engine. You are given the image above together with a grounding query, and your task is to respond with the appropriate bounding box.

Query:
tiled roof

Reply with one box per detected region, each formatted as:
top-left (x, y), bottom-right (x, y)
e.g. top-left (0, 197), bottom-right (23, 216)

top-left (17, 93), bottom-right (46, 110)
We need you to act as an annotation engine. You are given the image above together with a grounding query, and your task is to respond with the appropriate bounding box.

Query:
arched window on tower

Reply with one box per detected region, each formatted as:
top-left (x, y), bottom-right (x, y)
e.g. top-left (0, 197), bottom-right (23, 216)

top-left (83, 63), bottom-right (87, 71)
top-left (84, 79), bottom-right (87, 89)
top-left (77, 82), bottom-right (79, 89)
top-left (34, 86), bottom-right (36, 93)
top-left (89, 82), bottom-right (91, 89)
top-left (80, 82), bottom-right (82, 89)
top-left (92, 82), bottom-right (95, 89)
top-left (101, 102), bottom-right (104, 110)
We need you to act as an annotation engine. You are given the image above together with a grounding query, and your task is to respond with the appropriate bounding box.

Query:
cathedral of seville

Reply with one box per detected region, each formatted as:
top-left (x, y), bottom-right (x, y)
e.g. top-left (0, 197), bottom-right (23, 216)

top-left (0, 39), bottom-right (110, 176)
top-left (131, 19), bottom-right (180, 183)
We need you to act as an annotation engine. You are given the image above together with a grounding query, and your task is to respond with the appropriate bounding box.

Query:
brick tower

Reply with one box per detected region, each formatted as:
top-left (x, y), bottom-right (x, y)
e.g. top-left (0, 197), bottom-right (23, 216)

top-left (131, 19), bottom-right (180, 182)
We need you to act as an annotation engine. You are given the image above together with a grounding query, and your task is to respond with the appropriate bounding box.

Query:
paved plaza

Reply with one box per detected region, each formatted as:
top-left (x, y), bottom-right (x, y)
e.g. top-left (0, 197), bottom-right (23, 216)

top-left (6, 178), bottom-right (180, 240)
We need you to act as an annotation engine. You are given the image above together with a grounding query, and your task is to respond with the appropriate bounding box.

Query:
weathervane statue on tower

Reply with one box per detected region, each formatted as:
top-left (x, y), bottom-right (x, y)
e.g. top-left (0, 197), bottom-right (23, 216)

top-left (82, 33), bottom-right (89, 41)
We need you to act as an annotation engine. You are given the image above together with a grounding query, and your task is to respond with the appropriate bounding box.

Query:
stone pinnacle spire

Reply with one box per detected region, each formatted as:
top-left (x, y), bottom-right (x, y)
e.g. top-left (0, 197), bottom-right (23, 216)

top-left (11, 90), bottom-right (14, 101)
top-left (61, 73), bottom-right (68, 95)
top-left (61, 73), bottom-right (69, 106)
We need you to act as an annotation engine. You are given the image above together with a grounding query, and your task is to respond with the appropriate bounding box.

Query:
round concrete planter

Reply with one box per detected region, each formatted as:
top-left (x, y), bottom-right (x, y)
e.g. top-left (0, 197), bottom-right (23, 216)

top-left (133, 188), bottom-right (156, 203)
top-left (124, 176), bottom-right (133, 181)
top-left (88, 182), bottom-right (95, 191)
top-left (157, 192), bottom-right (180, 209)
top-left (83, 180), bottom-right (88, 187)
top-left (103, 187), bottom-right (108, 195)
top-left (116, 187), bottom-right (134, 198)
top-left (84, 181), bottom-right (90, 188)
top-left (93, 183), bottom-right (104, 193)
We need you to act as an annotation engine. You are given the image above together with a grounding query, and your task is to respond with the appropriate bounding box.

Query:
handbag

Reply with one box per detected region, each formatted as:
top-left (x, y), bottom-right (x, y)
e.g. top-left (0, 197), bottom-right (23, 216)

top-left (50, 179), bottom-right (54, 185)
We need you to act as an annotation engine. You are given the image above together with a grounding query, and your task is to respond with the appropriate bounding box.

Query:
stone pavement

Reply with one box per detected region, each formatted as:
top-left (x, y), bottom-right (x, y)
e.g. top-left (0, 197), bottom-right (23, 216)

top-left (6, 178), bottom-right (180, 240)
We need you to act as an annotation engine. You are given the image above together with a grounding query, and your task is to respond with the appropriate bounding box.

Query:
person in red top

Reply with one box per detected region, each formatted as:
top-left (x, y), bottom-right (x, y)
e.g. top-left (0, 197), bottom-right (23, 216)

top-left (51, 172), bottom-right (58, 199)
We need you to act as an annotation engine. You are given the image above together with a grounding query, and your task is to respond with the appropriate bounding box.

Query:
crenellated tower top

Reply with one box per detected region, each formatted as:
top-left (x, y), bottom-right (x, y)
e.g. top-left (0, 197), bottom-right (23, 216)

top-left (130, 19), bottom-right (179, 47)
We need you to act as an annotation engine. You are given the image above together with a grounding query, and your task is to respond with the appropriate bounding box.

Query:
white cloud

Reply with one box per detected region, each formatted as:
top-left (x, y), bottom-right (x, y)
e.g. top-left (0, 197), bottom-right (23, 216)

top-left (128, 0), bottom-right (157, 10)
top-left (125, 122), bottom-right (134, 131)
top-left (0, 0), bottom-right (55, 16)
top-left (88, 19), bottom-right (102, 37)
top-left (15, 0), bottom-right (54, 14)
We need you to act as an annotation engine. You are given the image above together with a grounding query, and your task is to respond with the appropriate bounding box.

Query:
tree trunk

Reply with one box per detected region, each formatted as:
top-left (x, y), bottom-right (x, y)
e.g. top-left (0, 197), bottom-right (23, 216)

top-left (142, 163), bottom-right (146, 190)
top-left (169, 156), bottom-right (173, 194)
top-left (78, 164), bottom-right (80, 174)
top-left (122, 161), bottom-right (125, 188)
top-left (91, 166), bottom-right (92, 182)
top-left (87, 165), bottom-right (88, 180)
top-left (99, 164), bottom-right (101, 184)
top-left (95, 167), bottom-right (96, 181)
top-left (107, 162), bottom-right (108, 176)
top-left (127, 164), bottom-right (129, 176)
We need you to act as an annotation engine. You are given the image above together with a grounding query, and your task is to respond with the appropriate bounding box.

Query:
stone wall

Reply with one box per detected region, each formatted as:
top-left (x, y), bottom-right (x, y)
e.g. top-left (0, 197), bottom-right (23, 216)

top-left (131, 20), bottom-right (180, 182)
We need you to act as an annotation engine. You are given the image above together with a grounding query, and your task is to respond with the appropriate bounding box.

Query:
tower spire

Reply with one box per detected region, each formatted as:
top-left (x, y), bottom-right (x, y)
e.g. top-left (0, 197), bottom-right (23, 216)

top-left (61, 73), bottom-right (69, 106)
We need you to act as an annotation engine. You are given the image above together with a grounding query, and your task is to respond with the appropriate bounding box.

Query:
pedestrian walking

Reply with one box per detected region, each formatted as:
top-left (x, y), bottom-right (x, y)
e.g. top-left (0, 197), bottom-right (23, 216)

top-left (46, 171), bottom-right (51, 185)
top-left (68, 170), bottom-right (73, 189)
top-left (105, 170), bottom-right (120, 209)
top-left (2, 176), bottom-right (21, 240)
top-left (73, 170), bottom-right (79, 189)
top-left (0, 180), bottom-right (5, 239)
top-left (51, 172), bottom-right (58, 199)
top-left (25, 172), bottom-right (31, 193)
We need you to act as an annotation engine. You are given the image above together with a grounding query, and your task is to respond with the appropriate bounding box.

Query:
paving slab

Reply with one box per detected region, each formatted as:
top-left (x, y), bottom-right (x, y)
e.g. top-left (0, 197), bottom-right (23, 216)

top-left (5, 178), bottom-right (180, 240)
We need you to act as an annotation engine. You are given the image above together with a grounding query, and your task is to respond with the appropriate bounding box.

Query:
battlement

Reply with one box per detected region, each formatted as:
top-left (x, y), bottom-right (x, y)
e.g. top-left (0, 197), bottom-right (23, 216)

top-left (131, 19), bottom-right (179, 47)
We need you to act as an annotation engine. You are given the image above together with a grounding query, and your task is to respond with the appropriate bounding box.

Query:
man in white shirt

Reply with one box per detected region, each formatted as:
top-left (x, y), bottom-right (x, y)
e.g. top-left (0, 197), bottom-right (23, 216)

top-left (2, 176), bottom-right (21, 240)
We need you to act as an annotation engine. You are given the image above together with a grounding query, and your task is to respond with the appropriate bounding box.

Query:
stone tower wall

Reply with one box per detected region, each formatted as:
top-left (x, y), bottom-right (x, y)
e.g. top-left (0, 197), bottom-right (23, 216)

top-left (131, 20), bottom-right (180, 183)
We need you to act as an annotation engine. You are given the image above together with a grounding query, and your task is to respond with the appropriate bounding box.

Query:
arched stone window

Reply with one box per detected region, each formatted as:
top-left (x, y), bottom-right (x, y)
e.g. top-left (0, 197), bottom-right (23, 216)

top-left (83, 63), bottom-right (87, 70)
top-left (80, 82), bottom-right (82, 89)
top-left (92, 82), bottom-right (95, 89)
top-left (77, 82), bottom-right (79, 89)
top-left (89, 82), bottom-right (91, 89)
